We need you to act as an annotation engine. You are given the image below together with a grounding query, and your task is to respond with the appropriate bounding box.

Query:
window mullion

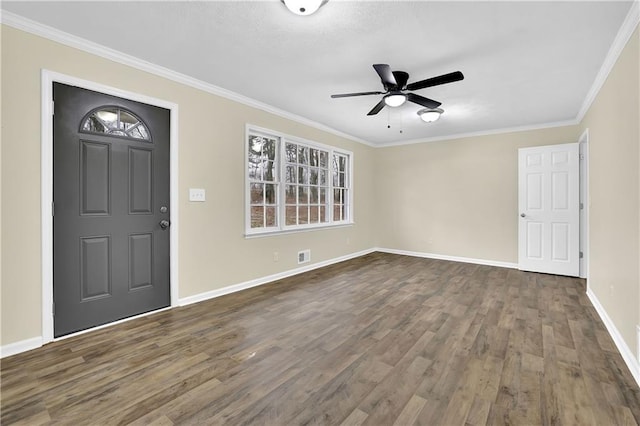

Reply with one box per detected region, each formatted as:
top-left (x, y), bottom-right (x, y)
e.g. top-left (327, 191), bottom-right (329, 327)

top-left (278, 137), bottom-right (285, 231)
top-left (329, 149), bottom-right (334, 223)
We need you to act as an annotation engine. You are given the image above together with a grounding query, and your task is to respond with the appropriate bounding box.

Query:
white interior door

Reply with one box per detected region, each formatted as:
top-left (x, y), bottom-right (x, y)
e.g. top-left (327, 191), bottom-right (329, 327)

top-left (518, 143), bottom-right (579, 276)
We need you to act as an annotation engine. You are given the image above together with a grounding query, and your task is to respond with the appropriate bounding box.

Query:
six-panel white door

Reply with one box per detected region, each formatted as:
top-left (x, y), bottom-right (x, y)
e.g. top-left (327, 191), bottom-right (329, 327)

top-left (518, 143), bottom-right (579, 276)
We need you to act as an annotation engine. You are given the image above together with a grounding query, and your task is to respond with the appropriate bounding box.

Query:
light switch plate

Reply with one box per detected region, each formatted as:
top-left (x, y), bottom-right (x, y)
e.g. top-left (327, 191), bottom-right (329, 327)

top-left (189, 188), bottom-right (206, 202)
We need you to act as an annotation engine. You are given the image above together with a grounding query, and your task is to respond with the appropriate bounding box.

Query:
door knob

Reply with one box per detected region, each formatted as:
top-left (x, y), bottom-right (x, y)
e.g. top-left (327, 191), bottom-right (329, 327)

top-left (159, 219), bottom-right (171, 230)
top-left (520, 213), bottom-right (526, 218)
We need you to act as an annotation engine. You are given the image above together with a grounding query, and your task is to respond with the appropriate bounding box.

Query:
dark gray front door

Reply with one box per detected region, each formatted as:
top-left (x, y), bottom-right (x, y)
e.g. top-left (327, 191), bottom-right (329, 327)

top-left (53, 82), bottom-right (170, 337)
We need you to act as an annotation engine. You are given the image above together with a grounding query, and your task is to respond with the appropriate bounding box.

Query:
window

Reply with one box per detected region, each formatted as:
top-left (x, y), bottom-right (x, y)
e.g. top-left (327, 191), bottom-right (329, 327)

top-left (81, 106), bottom-right (151, 141)
top-left (246, 126), bottom-right (352, 236)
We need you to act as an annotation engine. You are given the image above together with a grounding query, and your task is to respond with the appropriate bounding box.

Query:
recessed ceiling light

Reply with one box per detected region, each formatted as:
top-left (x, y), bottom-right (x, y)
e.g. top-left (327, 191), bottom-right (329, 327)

top-left (418, 108), bottom-right (444, 123)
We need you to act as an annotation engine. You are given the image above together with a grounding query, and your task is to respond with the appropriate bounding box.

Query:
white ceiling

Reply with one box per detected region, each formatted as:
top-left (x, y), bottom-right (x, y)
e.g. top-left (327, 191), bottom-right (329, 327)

top-left (2, 1), bottom-right (634, 145)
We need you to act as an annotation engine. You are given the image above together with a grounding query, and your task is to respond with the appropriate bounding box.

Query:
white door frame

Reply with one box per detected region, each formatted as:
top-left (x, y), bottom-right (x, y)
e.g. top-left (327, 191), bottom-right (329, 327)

top-left (579, 128), bottom-right (590, 280)
top-left (41, 70), bottom-right (179, 343)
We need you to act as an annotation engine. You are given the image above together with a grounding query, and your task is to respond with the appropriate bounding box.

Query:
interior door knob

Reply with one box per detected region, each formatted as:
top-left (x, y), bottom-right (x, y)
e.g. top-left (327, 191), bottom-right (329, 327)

top-left (159, 219), bottom-right (171, 230)
top-left (520, 213), bottom-right (526, 218)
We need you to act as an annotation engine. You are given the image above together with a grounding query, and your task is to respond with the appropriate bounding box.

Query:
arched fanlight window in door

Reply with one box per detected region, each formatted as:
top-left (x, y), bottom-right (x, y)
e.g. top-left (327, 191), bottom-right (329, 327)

top-left (80, 106), bottom-right (151, 141)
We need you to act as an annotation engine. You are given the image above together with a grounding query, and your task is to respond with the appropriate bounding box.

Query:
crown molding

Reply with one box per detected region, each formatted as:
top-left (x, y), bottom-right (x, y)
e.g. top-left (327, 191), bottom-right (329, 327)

top-left (576, 0), bottom-right (639, 121)
top-left (0, 10), bottom-right (374, 147)
top-left (374, 118), bottom-right (579, 148)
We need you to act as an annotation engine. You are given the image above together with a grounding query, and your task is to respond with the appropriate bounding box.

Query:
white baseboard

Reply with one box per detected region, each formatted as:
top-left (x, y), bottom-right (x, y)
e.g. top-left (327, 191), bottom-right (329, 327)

top-left (376, 247), bottom-right (518, 269)
top-left (1, 336), bottom-right (42, 359)
top-left (178, 248), bottom-right (376, 307)
top-left (586, 288), bottom-right (640, 387)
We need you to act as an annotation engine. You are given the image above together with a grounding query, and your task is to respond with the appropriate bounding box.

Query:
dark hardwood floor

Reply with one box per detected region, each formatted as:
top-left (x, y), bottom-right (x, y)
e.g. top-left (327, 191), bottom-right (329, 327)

top-left (2, 252), bottom-right (640, 425)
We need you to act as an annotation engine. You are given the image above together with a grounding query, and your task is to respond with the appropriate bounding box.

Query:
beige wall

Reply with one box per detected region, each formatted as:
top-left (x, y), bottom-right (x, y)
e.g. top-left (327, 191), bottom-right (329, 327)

top-left (581, 26), bottom-right (639, 354)
top-left (0, 26), bottom-right (376, 345)
top-left (374, 125), bottom-right (581, 262)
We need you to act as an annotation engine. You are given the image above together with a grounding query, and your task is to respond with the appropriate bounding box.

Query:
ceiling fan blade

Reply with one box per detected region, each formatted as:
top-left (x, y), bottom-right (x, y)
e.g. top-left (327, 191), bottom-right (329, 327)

top-left (367, 98), bottom-right (386, 116)
top-left (373, 64), bottom-right (397, 89)
top-left (331, 91), bottom-right (385, 98)
top-left (407, 93), bottom-right (441, 109)
top-left (406, 71), bottom-right (464, 91)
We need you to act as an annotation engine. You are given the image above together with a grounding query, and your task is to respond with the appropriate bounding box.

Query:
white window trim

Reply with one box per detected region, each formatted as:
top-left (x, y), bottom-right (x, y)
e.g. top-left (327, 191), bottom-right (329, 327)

top-left (245, 124), bottom-right (354, 237)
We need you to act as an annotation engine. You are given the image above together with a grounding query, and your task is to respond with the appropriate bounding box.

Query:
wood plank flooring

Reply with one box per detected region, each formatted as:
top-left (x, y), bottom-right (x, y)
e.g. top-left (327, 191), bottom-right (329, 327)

top-left (2, 252), bottom-right (640, 425)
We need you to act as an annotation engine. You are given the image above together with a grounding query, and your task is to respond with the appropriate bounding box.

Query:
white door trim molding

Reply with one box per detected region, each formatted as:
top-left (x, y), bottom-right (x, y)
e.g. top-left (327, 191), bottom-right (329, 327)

top-left (579, 128), bottom-right (590, 280)
top-left (40, 69), bottom-right (180, 344)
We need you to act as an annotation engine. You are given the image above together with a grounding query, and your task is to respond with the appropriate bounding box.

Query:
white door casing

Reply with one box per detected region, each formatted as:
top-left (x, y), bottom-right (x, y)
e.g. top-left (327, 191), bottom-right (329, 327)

top-left (518, 143), bottom-right (579, 277)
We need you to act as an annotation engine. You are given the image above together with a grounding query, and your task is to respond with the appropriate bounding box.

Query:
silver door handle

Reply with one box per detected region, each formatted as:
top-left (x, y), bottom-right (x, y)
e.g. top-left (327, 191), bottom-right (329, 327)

top-left (520, 213), bottom-right (526, 218)
top-left (159, 219), bottom-right (171, 230)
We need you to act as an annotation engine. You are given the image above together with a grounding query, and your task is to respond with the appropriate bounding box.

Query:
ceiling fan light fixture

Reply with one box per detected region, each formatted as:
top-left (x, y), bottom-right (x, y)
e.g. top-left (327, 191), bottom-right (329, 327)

top-left (418, 108), bottom-right (444, 123)
top-left (281, 0), bottom-right (326, 16)
top-left (384, 93), bottom-right (407, 107)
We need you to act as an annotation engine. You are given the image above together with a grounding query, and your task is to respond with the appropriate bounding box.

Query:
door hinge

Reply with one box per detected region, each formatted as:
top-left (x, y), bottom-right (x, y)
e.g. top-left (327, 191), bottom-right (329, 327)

top-left (51, 100), bottom-right (55, 115)
top-left (52, 201), bottom-right (55, 217)
top-left (579, 251), bottom-right (584, 259)
top-left (579, 154), bottom-right (585, 160)
top-left (580, 202), bottom-right (584, 210)
top-left (52, 302), bottom-right (55, 316)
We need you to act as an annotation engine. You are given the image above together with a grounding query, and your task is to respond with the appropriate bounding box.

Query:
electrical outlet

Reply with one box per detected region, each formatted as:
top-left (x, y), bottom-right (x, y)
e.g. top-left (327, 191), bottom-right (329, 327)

top-left (189, 188), bottom-right (206, 202)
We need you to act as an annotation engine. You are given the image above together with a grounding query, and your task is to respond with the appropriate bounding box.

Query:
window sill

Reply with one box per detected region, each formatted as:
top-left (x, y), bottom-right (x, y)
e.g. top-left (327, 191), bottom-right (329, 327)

top-left (244, 222), bottom-right (355, 239)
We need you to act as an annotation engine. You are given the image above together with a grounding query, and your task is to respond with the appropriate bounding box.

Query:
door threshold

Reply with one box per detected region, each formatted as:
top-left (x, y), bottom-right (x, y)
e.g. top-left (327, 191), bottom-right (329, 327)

top-left (51, 305), bottom-right (172, 343)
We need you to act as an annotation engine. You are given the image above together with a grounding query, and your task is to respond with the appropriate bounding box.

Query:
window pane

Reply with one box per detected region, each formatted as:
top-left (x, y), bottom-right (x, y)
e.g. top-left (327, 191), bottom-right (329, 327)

top-left (309, 206), bottom-right (319, 223)
top-left (333, 189), bottom-right (342, 204)
top-left (319, 170), bottom-right (326, 185)
top-left (309, 168), bottom-right (318, 185)
top-left (83, 116), bottom-right (105, 133)
top-left (285, 206), bottom-right (297, 225)
top-left (285, 166), bottom-right (296, 183)
top-left (339, 172), bottom-right (345, 188)
top-left (298, 186), bottom-right (309, 204)
top-left (298, 167), bottom-right (309, 184)
top-left (250, 183), bottom-right (263, 204)
top-left (128, 126), bottom-right (146, 140)
top-left (264, 139), bottom-right (277, 161)
top-left (265, 207), bottom-right (277, 227)
top-left (251, 206), bottom-right (264, 228)
top-left (249, 136), bottom-right (264, 157)
top-left (285, 143), bottom-right (297, 163)
top-left (310, 149), bottom-right (318, 166)
top-left (248, 161), bottom-right (260, 181)
top-left (339, 155), bottom-right (346, 171)
top-left (298, 146), bottom-right (309, 165)
top-left (319, 188), bottom-right (326, 204)
top-left (119, 110), bottom-right (137, 127)
top-left (96, 108), bottom-right (118, 127)
top-left (310, 186), bottom-right (318, 204)
top-left (319, 151), bottom-right (328, 168)
top-left (265, 184), bottom-right (277, 204)
top-left (320, 206), bottom-right (327, 222)
top-left (333, 168), bottom-right (339, 186)
top-left (263, 161), bottom-right (276, 182)
top-left (298, 206), bottom-right (309, 224)
top-left (333, 204), bottom-right (342, 221)
top-left (285, 185), bottom-right (297, 204)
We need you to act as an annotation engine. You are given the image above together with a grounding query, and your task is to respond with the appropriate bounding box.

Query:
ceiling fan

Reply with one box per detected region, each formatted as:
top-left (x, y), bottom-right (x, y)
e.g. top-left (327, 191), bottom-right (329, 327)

top-left (331, 64), bottom-right (464, 116)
